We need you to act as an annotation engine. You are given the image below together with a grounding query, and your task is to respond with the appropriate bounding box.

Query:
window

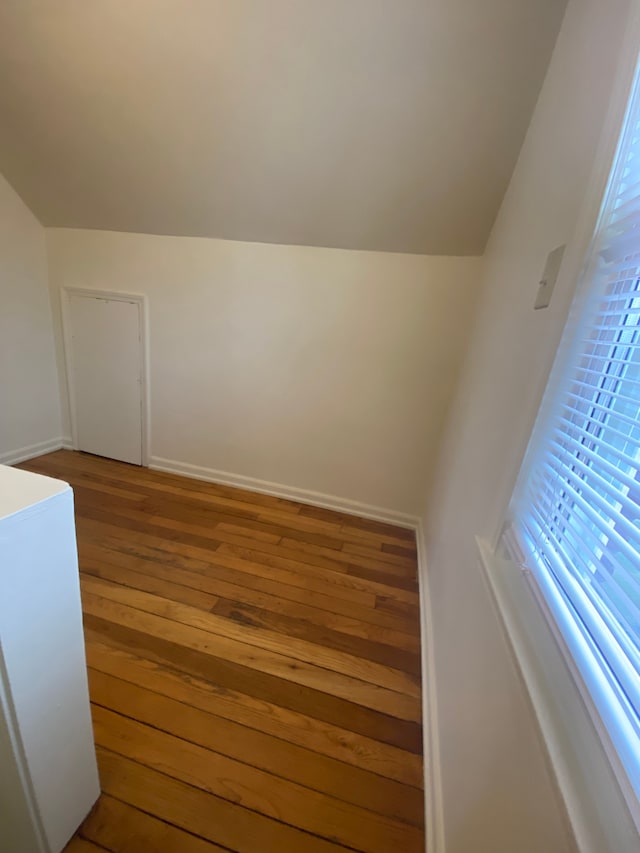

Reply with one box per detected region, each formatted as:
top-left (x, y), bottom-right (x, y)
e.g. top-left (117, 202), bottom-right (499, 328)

top-left (509, 59), bottom-right (640, 802)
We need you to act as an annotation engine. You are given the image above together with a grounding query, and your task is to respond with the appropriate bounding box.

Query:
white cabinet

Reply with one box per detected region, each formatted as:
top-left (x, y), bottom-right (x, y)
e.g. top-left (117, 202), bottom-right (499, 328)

top-left (0, 465), bottom-right (99, 852)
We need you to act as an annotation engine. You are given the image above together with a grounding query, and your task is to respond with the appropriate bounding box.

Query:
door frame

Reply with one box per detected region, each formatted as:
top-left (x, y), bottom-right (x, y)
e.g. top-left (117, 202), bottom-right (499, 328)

top-left (60, 287), bottom-right (150, 467)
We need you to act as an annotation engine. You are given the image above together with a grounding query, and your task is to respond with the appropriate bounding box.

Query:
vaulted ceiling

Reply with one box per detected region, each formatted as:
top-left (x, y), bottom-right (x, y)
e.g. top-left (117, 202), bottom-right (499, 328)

top-left (0, 1), bottom-right (566, 255)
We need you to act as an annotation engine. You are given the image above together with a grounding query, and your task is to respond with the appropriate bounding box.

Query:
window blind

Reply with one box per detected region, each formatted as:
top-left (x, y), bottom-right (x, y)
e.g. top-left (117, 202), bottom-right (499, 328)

top-left (511, 64), bottom-right (640, 797)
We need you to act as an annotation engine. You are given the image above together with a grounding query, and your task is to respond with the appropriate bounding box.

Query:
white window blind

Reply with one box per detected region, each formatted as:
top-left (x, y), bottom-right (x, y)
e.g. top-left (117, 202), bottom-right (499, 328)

top-left (511, 62), bottom-right (640, 800)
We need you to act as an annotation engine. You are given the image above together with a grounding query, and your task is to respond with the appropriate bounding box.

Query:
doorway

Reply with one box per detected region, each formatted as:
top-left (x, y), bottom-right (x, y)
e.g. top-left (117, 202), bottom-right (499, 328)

top-left (62, 289), bottom-right (148, 466)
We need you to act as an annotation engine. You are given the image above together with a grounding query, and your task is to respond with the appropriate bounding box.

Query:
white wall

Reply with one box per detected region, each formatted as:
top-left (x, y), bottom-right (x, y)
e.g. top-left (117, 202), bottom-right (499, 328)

top-left (423, 1), bottom-right (634, 851)
top-left (46, 229), bottom-right (481, 516)
top-left (0, 174), bottom-right (61, 460)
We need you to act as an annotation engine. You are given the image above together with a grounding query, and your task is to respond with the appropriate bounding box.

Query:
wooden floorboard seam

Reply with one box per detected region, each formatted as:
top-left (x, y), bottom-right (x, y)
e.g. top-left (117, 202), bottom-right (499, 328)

top-left (20, 451), bottom-right (424, 853)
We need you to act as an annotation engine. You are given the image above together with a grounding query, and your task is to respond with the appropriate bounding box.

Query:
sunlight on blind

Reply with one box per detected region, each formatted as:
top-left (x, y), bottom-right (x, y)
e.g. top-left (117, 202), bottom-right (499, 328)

top-left (512, 63), bottom-right (640, 797)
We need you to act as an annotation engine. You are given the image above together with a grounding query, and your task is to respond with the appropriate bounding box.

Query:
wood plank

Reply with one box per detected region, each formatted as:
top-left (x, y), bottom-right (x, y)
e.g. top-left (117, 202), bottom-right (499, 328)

top-left (88, 669), bottom-right (423, 826)
top-left (136, 490), bottom-right (260, 524)
top-left (91, 706), bottom-right (423, 853)
top-left (20, 450), bottom-right (424, 851)
top-left (297, 503), bottom-right (416, 542)
top-left (213, 533), bottom-right (415, 582)
top-left (256, 507), bottom-right (353, 536)
top-left (376, 595), bottom-right (421, 622)
top-left (70, 485), bottom-right (151, 515)
top-left (81, 558), bottom-right (218, 612)
top-left (253, 505), bottom-right (416, 552)
top-left (73, 483), bottom-right (260, 534)
top-left (81, 574), bottom-right (419, 697)
top-left (64, 837), bottom-right (108, 853)
top-left (216, 519), bottom-right (346, 551)
top-left (382, 542), bottom-right (418, 558)
top-left (76, 502), bottom-right (227, 554)
top-left (19, 463), bottom-right (147, 503)
top-left (27, 455), bottom-right (268, 525)
top-left (79, 542), bottom-right (420, 653)
top-left (212, 542), bottom-right (417, 603)
top-left (84, 615), bottom-right (423, 752)
top-left (341, 517), bottom-right (417, 542)
top-left (210, 598), bottom-right (420, 675)
top-left (206, 540), bottom-right (419, 603)
top-left (339, 521), bottom-right (418, 551)
top-left (85, 638), bottom-right (423, 787)
top-left (76, 525), bottom-right (418, 633)
top-left (78, 505), bottom-right (385, 606)
top-left (342, 540), bottom-right (417, 568)
top-left (29, 452), bottom-right (416, 542)
top-left (79, 794), bottom-right (226, 852)
top-left (96, 748), bottom-right (351, 853)
top-left (34, 450), bottom-right (302, 515)
top-left (343, 560), bottom-right (419, 593)
top-left (80, 582), bottom-right (421, 715)
top-left (282, 537), bottom-right (416, 577)
top-left (167, 530), bottom-right (389, 604)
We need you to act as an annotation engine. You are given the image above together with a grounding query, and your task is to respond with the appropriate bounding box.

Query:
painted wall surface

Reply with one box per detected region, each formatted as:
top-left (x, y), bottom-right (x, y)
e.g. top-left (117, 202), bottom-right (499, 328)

top-left (423, 1), bottom-right (633, 851)
top-left (0, 174), bottom-right (61, 458)
top-left (46, 229), bottom-right (481, 515)
top-left (0, 1), bottom-right (565, 255)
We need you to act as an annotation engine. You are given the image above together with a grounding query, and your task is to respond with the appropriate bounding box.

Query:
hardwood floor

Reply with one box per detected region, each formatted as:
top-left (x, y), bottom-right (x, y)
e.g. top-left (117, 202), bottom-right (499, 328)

top-left (19, 450), bottom-right (423, 853)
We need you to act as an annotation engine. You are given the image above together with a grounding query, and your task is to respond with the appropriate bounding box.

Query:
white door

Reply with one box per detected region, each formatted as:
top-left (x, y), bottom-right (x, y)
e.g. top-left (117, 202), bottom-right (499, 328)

top-left (66, 293), bottom-right (143, 465)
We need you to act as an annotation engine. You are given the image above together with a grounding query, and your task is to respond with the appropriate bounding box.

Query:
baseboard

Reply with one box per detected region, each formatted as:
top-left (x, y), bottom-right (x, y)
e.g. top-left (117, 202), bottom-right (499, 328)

top-left (149, 455), bottom-right (420, 529)
top-left (416, 521), bottom-right (445, 853)
top-left (0, 437), bottom-right (72, 466)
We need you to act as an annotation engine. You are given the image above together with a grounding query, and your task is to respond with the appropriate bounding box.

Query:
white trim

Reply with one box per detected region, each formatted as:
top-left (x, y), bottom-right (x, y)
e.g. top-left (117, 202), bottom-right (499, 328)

top-left (415, 521), bottom-right (445, 853)
top-left (0, 438), bottom-right (71, 467)
top-left (478, 536), bottom-right (639, 853)
top-left (148, 454), bottom-right (418, 529)
top-left (60, 287), bottom-right (150, 467)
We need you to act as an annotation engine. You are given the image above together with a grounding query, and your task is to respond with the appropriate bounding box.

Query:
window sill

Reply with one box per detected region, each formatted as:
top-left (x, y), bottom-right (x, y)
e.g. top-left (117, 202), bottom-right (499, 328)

top-left (476, 536), bottom-right (639, 853)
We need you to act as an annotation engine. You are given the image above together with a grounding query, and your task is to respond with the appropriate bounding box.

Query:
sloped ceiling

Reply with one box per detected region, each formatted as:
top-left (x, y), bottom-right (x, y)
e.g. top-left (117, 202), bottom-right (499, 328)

top-left (0, 1), bottom-right (566, 255)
